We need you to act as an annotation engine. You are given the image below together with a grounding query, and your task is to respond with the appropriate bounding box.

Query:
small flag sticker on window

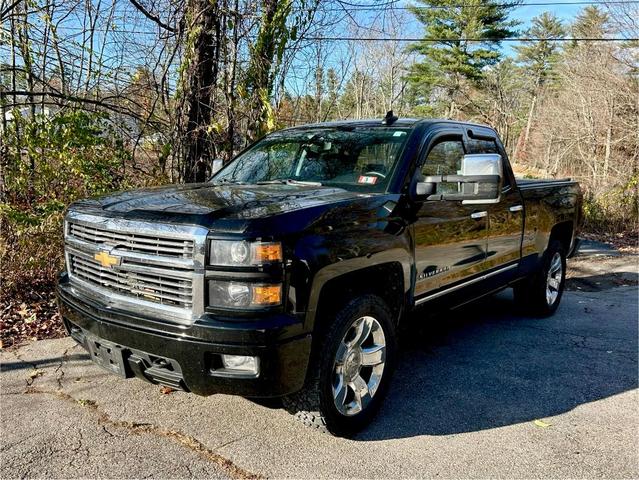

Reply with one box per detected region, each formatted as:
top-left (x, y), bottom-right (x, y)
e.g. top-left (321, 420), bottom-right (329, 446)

top-left (358, 175), bottom-right (378, 185)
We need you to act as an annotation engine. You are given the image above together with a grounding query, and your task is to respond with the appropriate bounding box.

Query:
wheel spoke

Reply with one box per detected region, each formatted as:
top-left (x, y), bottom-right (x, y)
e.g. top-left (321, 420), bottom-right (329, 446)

top-left (350, 317), bottom-right (373, 348)
top-left (361, 344), bottom-right (385, 366)
top-left (333, 374), bottom-right (347, 408)
top-left (548, 277), bottom-right (560, 290)
top-left (550, 255), bottom-right (562, 275)
top-left (334, 342), bottom-right (348, 366)
top-left (350, 374), bottom-right (371, 411)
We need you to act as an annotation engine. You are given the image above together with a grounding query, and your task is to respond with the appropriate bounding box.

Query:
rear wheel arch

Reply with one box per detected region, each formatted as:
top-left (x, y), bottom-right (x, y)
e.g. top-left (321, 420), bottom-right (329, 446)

top-left (514, 239), bottom-right (566, 317)
top-left (548, 220), bottom-right (574, 255)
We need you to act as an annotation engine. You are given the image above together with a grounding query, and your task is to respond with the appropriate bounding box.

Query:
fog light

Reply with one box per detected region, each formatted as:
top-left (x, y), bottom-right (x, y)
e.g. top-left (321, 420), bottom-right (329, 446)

top-left (221, 354), bottom-right (259, 375)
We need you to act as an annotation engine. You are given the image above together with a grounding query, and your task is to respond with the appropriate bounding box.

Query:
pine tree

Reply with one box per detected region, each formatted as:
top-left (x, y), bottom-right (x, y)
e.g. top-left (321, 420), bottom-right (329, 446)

top-left (407, 0), bottom-right (520, 118)
top-left (571, 6), bottom-right (610, 38)
top-left (515, 12), bottom-right (565, 89)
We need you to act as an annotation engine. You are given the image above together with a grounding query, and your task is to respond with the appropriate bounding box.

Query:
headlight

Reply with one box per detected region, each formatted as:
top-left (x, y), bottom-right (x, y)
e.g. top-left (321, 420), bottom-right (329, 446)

top-left (209, 240), bottom-right (282, 266)
top-left (208, 280), bottom-right (282, 309)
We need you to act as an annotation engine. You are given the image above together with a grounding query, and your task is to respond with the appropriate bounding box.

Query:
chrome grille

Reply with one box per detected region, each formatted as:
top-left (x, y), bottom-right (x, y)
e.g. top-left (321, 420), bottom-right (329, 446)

top-left (64, 213), bottom-right (207, 322)
top-left (69, 252), bottom-right (193, 308)
top-left (68, 222), bottom-right (194, 258)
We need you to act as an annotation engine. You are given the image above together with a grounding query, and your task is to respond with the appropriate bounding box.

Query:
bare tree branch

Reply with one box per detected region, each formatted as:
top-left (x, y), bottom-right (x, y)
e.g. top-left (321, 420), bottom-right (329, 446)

top-left (128, 0), bottom-right (177, 33)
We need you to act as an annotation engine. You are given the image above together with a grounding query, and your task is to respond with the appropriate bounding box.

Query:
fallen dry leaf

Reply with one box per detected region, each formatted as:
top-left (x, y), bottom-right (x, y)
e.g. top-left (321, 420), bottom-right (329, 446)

top-left (160, 386), bottom-right (176, 395)
top-left (533, 419), bottom-right (552, 428)
top-left (28, 369), bottom-right (44, 380)
top-left (17, 304), bottom-right (29, 317)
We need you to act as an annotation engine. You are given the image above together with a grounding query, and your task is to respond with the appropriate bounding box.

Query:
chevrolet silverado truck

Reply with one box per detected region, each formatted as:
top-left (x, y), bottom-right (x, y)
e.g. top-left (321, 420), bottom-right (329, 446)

top-left (57, 116), bottom-right (582, 436)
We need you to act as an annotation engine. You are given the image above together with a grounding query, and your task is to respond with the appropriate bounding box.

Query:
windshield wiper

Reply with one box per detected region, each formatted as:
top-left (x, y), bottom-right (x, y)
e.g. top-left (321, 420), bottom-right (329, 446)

top-left (256, 179), bottom-right (323, 186)
top-left (213, 178), bottom-right (246, 185)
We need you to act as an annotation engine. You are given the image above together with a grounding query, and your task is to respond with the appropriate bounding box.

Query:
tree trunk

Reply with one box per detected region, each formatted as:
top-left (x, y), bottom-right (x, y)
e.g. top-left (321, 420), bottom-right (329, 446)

top-left (175, 0), bottom-right (222, 183)
top-left (244, 0), bottom-right (292, 141)
top-left (523, 94), bottom-right (537, 166)
top-left (447, 98), bottom-right (455, 119)
top-left (603, 95), bottom-right (614, 183)
top-left (223, 0), bottom-right (240, 162)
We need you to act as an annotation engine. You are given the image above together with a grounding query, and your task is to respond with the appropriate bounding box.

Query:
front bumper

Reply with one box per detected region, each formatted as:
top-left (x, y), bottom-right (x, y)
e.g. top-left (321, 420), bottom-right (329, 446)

top-left (57, 273), bottom-right (311, 397)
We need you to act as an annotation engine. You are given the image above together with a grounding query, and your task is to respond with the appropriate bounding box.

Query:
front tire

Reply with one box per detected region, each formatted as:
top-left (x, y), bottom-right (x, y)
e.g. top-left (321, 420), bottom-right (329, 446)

top-left (514, 240), bottom-right (566, 317)
top-left (283, 295), bottom-right (397, 437)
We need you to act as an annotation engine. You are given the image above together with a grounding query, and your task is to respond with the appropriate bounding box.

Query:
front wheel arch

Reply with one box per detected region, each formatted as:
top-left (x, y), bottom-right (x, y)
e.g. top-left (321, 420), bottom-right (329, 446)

top-left (284, 294), bottom-right (398, 436)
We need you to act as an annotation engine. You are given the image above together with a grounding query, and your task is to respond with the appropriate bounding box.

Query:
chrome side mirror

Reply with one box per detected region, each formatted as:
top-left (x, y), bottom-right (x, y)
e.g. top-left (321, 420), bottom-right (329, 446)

top-left (411, 154), bottom-right (503, 203)
top-left (460, 154), bottom-right (502, 204)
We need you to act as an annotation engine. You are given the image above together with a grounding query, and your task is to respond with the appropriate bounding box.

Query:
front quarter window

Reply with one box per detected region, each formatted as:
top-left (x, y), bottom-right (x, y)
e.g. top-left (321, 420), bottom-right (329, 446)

top-left (213, 127), bottom-right (409, 192)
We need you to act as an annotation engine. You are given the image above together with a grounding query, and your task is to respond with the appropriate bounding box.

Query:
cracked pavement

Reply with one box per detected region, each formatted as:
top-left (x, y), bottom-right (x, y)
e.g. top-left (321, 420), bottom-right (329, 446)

top-left (1, 255), bottom-right (638, 479)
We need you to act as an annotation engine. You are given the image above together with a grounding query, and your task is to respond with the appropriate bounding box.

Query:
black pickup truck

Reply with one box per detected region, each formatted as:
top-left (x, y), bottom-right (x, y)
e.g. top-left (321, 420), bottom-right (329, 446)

top-left (58, 116), bottom-right (582, 436)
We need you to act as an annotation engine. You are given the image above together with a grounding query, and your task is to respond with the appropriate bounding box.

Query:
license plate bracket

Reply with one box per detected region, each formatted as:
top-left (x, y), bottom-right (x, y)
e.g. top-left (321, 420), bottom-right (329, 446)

top-left (86, 337), bottom-right (130, 378)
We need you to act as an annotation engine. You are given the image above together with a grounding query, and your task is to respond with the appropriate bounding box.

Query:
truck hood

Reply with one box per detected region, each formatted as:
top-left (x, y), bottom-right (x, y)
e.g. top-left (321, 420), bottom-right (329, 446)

top-left (69, 182), bottom-right (374, 232)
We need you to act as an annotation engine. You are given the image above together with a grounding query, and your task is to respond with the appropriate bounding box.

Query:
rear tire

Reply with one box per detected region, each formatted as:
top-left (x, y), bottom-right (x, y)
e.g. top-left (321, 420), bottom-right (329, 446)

top-left (283, 295), bottom-right (397, 437)
top-left (514, 240), bottom-right (566, 317)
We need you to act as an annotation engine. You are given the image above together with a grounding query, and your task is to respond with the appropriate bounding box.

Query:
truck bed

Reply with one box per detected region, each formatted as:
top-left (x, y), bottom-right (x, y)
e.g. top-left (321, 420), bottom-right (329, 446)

top-left (516, 178), bottom-right (576, 189)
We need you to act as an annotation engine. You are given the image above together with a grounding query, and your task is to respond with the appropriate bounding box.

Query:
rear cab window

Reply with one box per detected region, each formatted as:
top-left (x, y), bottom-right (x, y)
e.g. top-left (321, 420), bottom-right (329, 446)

top-left (464, 128), bottom-right (511, 190)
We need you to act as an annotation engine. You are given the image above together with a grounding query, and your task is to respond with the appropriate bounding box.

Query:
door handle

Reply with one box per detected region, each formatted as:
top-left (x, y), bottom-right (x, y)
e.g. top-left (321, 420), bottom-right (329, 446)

top-left (470, 211), bottom-right (487, 219)
top-left (509, 205), bottom-right (523, 212)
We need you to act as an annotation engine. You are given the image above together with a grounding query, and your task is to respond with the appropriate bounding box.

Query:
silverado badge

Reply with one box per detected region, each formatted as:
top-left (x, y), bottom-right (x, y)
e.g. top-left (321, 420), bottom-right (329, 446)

top-left (94, 250), bottom-right (121, 268)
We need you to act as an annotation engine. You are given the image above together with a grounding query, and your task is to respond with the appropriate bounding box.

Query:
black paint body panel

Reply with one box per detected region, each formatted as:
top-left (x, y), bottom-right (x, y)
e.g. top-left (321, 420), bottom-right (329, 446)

top-left (57, 119), bottom-right (582, 397)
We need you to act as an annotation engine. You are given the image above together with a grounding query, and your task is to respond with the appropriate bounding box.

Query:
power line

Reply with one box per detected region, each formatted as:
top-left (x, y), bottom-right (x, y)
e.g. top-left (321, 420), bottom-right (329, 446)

top-left (300, 36), bottom-right (637, 42)
top-left (15, 25), bottom-right (639, 42)
top-left (319, 0), bottom-right (639, 12)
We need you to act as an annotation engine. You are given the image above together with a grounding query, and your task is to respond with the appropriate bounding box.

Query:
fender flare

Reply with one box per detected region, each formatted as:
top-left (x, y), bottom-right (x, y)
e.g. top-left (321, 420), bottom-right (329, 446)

top-left (303, 248), bottom-right (413, 332)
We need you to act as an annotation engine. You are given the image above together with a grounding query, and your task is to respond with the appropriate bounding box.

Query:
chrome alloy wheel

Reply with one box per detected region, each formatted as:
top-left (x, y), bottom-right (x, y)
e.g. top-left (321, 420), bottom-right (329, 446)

top-left (546, 252), bottom-right (563, 306)
top-left (331, 316), bottom-right (386, 416)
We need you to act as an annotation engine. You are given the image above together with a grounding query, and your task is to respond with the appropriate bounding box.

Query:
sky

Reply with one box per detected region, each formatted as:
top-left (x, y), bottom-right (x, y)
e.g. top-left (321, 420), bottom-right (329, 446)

top-left (513, 1), bottom-right (585, 24)
top-left (367, 0), bottom-right (594, 46)
top-left (508, 1), bottom-right (587, 54)
top-left (306, 0), bottom-right (603, 79)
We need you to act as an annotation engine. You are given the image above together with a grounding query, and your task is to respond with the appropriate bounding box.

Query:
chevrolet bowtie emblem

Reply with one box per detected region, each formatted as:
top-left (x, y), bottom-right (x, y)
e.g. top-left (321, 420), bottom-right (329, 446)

top-left (94, 250), bottom-right (120, 268)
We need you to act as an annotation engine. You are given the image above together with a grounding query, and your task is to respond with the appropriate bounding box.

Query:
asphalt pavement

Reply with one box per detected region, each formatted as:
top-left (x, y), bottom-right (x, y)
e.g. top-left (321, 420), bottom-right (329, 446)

top-left (1, 255), bottom-right (638, 479)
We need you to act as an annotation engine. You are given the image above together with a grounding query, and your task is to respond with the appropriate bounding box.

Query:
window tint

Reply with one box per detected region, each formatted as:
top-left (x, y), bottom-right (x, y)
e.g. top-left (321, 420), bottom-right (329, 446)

top-left (422, 139), bottom-right (465, 176)
top-left (466, 138), bottom-right (498, 154)
top-left (422, 138), bottom-right (465, 194)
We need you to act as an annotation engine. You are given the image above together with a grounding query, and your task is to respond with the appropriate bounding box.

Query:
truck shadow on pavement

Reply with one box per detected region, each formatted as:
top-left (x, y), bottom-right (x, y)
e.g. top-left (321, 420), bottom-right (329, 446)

top-left (0, 353), bottom-right (90, 372)
top-left (358, 287), bottom-right (638, 441)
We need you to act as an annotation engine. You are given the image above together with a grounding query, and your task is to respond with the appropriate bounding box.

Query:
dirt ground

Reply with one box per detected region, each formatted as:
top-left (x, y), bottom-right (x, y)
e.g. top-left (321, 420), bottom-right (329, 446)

top-left (566, 252), bottom-right (638, 292)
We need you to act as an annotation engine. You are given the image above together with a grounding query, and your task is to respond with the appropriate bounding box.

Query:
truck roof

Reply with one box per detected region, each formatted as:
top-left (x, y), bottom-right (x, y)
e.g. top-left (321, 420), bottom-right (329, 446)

top-left (281, 118), bottom-right (493, 132)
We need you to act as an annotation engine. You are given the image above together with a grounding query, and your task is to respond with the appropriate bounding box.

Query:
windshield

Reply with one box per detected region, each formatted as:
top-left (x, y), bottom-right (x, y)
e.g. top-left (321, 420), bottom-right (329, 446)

top-left (212, 127), bottom-right (410, 192)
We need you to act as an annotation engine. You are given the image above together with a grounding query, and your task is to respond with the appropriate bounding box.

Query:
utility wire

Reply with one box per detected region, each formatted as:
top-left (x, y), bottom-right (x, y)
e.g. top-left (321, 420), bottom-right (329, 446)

top-left (319, 0), bottom-right (639, 11)
top-left (300, 36), bottom-right (638, 42)
top-left (7, 21), bottom-right (637, 42)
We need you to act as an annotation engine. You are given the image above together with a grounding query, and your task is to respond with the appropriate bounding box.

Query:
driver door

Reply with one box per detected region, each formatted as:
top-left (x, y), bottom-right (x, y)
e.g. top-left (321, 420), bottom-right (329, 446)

top-left (413, 130), bottom-right (489, 298)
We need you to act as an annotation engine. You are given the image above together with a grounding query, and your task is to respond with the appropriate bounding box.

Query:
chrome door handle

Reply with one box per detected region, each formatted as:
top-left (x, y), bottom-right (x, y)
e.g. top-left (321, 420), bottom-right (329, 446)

top-left (509, 205), bottom-right (523, 212)
top-left (470, 211), bottom-right (487, 219)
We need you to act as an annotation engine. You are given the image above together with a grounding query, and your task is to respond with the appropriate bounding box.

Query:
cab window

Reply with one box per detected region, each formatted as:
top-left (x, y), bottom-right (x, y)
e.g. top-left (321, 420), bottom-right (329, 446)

top-left (466, 138), bottom-right (498, 154)
top-left (422, 137), bottom-right (465, 193)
